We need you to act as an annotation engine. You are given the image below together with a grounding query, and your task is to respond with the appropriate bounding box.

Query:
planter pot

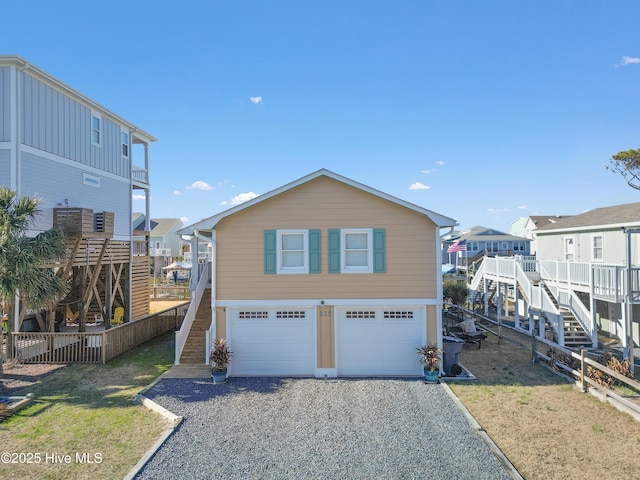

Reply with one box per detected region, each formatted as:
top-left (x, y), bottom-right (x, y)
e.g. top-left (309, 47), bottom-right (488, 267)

top-left (211, 369), bottom-right (228, 384)
top-left (423, 368), bottom-right (439, 383)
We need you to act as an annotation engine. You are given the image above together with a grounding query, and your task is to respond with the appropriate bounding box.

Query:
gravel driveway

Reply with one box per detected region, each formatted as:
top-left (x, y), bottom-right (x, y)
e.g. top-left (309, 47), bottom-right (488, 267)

top-left (135, 378), bottom-right (512, 480)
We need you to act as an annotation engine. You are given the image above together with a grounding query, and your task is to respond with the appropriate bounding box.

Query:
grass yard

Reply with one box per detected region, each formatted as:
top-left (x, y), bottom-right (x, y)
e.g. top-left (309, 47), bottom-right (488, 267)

top-left (448, 330), bottom-right (640, 479)
top-left (0, 332), bottom-right (175, 480)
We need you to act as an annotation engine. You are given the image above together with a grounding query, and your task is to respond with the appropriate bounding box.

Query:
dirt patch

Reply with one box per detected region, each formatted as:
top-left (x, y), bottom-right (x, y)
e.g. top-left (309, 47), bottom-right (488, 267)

top-left (0, 363), bottom-right (66, 395)
top-left (447, 326), bottom-right (640, 480)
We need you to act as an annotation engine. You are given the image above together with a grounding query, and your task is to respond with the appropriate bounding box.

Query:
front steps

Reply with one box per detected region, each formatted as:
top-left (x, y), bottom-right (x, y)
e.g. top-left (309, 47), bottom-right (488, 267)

top-left (179, 288), bottom-right (211, 364)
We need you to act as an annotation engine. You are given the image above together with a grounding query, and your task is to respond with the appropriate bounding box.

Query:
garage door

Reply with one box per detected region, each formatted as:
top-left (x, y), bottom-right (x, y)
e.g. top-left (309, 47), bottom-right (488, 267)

top-left (336, 307), bottom-right (424, 376)
top-left (228, 307), bottom-right (315, 376)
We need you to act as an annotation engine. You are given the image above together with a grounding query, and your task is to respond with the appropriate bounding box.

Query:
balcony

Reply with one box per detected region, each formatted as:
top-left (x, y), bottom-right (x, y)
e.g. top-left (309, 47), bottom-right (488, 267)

top-left (132, 165), bottom-right (149, 187)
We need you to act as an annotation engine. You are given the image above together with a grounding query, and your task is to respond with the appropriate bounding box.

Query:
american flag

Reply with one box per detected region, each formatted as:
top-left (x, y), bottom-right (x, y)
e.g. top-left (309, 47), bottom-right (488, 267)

top-left (446, 240), bottom-right (466, 253)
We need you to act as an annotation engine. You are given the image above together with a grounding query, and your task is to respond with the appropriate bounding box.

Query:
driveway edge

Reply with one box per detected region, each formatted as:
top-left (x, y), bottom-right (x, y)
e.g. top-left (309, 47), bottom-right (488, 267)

top-left (440, 382), bottom-right (524, 480)
top-left (123, 380), bottom-right (183, 480)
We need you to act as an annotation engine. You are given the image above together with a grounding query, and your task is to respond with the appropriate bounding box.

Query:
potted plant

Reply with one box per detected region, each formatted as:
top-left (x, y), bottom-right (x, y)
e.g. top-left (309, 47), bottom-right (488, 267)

top-left (210, 338), bottom-right (233, 383)
top-left (416, 344), bottom-right (441, 383)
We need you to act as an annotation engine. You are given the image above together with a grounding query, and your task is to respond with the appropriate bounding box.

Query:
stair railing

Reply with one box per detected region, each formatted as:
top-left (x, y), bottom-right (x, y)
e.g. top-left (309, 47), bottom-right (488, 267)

top-left (539, 261), bottom-right (593, 342)
top-left (174, 262), bottom-right (211, 365)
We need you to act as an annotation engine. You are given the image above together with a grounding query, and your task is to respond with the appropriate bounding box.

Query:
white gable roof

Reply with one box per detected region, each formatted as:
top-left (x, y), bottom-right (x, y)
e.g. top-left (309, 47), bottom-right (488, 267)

top-left (178, 169), bottom-right (457, 235)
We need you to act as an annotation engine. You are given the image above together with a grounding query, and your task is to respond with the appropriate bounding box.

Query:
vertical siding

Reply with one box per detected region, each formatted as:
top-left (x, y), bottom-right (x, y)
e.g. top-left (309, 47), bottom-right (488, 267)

top-left (317, 305), bottom-right (335, 368)
top-left (20, 151), bottom-right (131, 237)
top-left (0, 149), bottom-right (11, 187)
top-left (216, 176), bottom-right (439, 301)
top-left (19, 72), bottom-right (128, 178)
top-left (538, 229), bottom-right (628, 264)
top-left (216, 306), bottom-right (227, 339)
top-left (0, 67), bottom-right (10, 141)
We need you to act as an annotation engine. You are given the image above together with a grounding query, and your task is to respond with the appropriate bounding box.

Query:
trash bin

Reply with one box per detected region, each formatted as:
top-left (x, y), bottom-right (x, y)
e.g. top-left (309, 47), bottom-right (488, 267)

top-left (442, 335), bottom-right (465, 375)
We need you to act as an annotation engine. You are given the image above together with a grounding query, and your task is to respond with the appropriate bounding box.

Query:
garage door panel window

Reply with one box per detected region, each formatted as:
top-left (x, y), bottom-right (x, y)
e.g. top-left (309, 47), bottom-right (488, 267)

top-left (383, 311), bottom-right (414, 319)
top-left (238, 311), bottom-right (269, 319)
top-left (345, 310), bottom-right (376, 319)
top-left (276, 310), bottom-right (306, 318)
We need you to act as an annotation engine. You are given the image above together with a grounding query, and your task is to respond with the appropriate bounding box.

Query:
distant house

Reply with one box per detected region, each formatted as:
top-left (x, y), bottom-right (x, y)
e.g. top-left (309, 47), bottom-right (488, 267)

top-left (176, 169), bottom-right (457, 377)
top-left (0, 55), bottom-right (156, 329)
top-left (133, 214), bottom-right (183, 271)
top-left (511, 215), bottom-right (573, 255)
top-left (470, 202), bottom-right (640, 357)
top-left (442, 226), bottom-right (531, 268)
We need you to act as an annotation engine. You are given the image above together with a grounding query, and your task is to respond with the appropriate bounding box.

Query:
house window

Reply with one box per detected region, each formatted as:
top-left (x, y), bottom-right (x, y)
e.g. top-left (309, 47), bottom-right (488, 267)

top-left (91, 113), bottom-right (101, 146)
top-left (342, 229), bottom-right (373, 273)
top-left (593, 235), bottom-right (603, 261)
top-left (467, 242), bottom-right (479, 252)
top-left (277, 229), bottom-right (308, 274)
top-left (264, 229), bottom-right (320, 274)
top-left (514, 241), bottom-right (526, 252)
top-left (122, 131), bottom-right (129, 157)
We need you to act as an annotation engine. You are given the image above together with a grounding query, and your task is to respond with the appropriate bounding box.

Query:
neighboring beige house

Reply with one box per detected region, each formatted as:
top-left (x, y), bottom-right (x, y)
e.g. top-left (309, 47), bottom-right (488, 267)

top-left (176, 169), bottom-right (457, 377)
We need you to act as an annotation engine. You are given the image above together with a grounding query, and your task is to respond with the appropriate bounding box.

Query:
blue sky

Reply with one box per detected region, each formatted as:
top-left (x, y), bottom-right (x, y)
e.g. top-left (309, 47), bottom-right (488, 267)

top-left (4, 1), bottom-right (640, 233)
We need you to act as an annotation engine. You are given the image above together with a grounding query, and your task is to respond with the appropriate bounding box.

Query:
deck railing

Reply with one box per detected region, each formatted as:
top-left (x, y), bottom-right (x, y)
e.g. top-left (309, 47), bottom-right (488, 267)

top-left (10, 304), bottom-right (187, 364)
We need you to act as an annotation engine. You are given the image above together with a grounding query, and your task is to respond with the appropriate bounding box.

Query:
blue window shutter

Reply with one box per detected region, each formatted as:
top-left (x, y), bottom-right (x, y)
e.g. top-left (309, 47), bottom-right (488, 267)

top-left (309, 229), bottom-right (321, 274)
top-left (373, 228), bottom-right (386, 273)
top-left (264, 230), bottom-right (276, 274)
top-left (328, 229), bottom-right (341, 273)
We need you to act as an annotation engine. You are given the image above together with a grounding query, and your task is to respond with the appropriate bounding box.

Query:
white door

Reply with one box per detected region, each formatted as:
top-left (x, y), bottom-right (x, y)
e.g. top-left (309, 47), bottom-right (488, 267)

top-left (228, 307), bottom-right (315, 376)
top-left (336, 307), bottom-right (424, 376)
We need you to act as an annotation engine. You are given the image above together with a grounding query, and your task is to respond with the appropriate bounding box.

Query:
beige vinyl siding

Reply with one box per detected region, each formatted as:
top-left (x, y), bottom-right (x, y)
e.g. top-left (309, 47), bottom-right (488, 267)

top-left (216, 307), bottom-right (226, 339)
top-left (317, 305), bottom-right (335, 368)
top-left (216, 176), bottom-right (438, 300)
top-left (426, 304), bottom-right (437, 345)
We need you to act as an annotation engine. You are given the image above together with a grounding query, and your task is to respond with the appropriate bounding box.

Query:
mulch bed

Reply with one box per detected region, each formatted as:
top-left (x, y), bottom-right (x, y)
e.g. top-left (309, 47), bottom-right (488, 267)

top-left (0, 363), bottom-right (66, 395)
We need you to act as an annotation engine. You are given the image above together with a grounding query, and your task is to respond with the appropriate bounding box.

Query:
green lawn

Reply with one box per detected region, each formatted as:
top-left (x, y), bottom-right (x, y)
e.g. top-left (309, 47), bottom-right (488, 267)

top-left (0, 332), bottom-right (175, 480)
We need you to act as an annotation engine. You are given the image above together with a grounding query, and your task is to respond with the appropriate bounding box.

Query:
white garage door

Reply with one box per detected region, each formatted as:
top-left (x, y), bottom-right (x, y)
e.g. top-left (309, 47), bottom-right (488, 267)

top-left (228, 307), bottom-right (315, 376)
top-left (336, 307), bottom-right (424, 376)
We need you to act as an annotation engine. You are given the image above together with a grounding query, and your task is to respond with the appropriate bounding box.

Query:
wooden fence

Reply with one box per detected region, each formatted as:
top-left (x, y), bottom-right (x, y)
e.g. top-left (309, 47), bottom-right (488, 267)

top-left (10, 304), bottom-right (188, 365)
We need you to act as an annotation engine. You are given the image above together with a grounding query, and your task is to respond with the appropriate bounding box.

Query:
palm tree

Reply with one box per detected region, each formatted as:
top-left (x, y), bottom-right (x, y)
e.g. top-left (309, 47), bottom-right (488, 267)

top-left (0, 188), bottom-right (68, 369)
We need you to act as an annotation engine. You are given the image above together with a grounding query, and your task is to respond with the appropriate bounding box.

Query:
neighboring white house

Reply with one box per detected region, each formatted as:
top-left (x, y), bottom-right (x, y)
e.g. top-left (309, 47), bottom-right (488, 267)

top-left (470, 202), bottom-right (640, 360)
top-left (510, 215), bottom-right (573, 255)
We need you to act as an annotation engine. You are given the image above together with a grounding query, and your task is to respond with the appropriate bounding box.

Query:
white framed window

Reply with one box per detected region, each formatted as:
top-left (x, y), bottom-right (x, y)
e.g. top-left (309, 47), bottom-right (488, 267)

top-left (342, 228), bottom-right (373, 273)
top-left (91, 113), bottom-right (101, 146)
top-left (122, 131), bottom-right (129, 157)
top-left (467, 241), bottom-right (480, 252)
top-left (592, 235), bottom-right (603, 261)
top-left (514, 241), bottom-right (526, 252)
top-left (277, 229), bottom-right (308, 274)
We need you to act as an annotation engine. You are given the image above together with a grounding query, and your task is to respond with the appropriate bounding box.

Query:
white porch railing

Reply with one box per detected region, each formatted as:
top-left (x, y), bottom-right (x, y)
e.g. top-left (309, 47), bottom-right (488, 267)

top-left (592, 264), bottom-right (625, 302)
top-left (150, 247), bottom-right (172, 257)
top-left (132, 165), bottom-right (148, 184)
top-left (174, 262), bottom-right (211, 365)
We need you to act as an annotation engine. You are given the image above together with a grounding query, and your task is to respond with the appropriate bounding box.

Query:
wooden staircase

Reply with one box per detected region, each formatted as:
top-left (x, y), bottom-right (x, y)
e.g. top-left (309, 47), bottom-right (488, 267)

top-left (541, 283), bottom-right (590, 347)
top-left (179, 288), bottom-right (211, 364)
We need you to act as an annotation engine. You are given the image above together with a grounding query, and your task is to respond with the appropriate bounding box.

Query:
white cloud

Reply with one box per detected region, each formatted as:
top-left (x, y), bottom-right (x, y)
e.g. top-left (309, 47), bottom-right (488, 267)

top-left (420, 169), bottom-right (432, 174)
top-left (132, 193), bottom-right (146, 201)
top-left (220, 200), bottom-right (228, 206)
top-left (230, 192), bottom-right (259, 205)
top-left (488, 207), bottom-right (510, 214)
top-left (188, 180), bottom-right (213, 190)
top-left (180, 216), bottom-right (189, 224)
top-left (436, 161), bottom-right (444, 165)
top-left (518, 204), bottom-right (527, 210)
top-left (409, 182), bottom-right (430, 191)
top-left (250, 96), bottom-right (263, 104)
top-left (173, 190), bottom-right (182, 196)
top-left (618, 56), bottom-right (640, 66)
